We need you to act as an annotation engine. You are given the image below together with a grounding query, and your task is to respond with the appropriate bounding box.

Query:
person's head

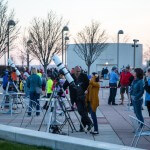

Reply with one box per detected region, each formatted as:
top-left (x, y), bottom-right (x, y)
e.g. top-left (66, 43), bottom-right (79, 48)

top-left (31, 67), bottom-right (37, 75)
top-left (126, 66), bottom-right (130, 72)
top-left (74, 66), bottom-right (81, 78)
top-left (112, 66), bottom-right (117, 72)
top-left (133, 68), bottom-right (143, 80)
top-left (59, 73), bottom-right (65, 79)
top-left (147, 68), bottom-right (150, 77)
top-left (92, 72), bottom-right (99, 82)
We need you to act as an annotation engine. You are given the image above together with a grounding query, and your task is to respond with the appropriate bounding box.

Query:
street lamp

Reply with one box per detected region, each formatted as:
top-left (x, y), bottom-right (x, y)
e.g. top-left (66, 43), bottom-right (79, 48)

top-left (117, 30), bottom-right (124, 69)
top-left (132, 39), bottom-right (139, 68)
top-left (27, 40), bottom-right (32, 68)
top-left (7, 20), bottom-right (15, 61)
top-left (62, 26), bottom-right (69, 63)
top-left (65, 36), bottom-right (69, 66)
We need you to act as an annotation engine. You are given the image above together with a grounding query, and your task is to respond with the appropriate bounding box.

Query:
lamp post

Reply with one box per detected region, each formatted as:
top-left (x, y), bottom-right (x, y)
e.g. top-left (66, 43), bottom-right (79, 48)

top-left (62, 26), bottom-right (69, 63)
top-left (27, 40), bottom-right (32, 68)
top-left (132, 39), bottom-right (139, 68)
top-left (117, 30), bottom-right (124, 69)
top-left (7, 20), bottom-right (15, 61)
top-left (65, 36), bottom-right (69, 66)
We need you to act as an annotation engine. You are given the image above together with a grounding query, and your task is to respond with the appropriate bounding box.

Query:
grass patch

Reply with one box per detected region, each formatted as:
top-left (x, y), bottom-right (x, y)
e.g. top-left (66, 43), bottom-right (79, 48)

top-left (0, 139), bottom-right (52, 150)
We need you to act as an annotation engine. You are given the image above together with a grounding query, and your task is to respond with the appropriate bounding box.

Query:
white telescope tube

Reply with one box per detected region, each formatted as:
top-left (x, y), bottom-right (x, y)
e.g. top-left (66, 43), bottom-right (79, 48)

top-left (8, 58), bottom-right (21, 76)
top-left (52, 54), bottom-right (74, 84)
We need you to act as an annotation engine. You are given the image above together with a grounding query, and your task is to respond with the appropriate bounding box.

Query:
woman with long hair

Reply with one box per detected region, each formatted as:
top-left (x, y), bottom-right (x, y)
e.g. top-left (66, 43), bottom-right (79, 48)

top-left (86, 72), bottom-right (100, 134)
top-left (130, 68), bottom-right (144, 122)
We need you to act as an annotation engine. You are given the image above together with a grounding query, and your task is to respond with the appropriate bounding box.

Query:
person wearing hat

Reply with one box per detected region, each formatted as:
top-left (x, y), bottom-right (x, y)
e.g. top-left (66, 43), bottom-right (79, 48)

top-left (63, 66), bottom-right (93, 132)
top-left (108, 66), bottom-right (119, 105)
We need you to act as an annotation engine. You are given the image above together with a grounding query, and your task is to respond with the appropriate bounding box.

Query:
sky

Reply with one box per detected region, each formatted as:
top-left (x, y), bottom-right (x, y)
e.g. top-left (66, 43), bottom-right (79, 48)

top-left (5, 0), bottom-right (150, 64)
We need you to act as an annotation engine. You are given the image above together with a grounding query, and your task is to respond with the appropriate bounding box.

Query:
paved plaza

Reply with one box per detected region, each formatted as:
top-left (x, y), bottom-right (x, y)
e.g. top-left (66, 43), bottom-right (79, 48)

top-left (0, 86), bottom-right (150, 149)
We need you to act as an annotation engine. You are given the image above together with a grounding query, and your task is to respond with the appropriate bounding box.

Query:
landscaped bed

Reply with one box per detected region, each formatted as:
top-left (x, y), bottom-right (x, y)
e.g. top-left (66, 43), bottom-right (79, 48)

top-left (0, 139), bottom-right (52, 150)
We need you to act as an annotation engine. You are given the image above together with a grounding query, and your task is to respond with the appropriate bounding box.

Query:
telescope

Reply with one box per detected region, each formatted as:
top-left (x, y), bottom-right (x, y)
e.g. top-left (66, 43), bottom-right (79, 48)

top-left (8, 58), bottom-right (21, 76)
top-left (52, 54), bottom-right (74, 85)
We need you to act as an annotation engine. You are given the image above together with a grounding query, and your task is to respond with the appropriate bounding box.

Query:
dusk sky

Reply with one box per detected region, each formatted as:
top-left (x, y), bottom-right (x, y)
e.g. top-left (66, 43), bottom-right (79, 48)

top-left (6, 0), bottom-right (150, 64)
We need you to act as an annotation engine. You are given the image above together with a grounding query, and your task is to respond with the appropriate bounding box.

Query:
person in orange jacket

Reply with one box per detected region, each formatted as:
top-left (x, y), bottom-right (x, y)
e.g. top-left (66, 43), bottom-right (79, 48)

top-left (86, 72), bottom-right (100, 134)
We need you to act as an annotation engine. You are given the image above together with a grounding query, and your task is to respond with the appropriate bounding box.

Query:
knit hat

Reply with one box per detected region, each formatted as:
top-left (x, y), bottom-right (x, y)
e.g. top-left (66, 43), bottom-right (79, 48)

top-left (112, 66), bottom-right (117, 71)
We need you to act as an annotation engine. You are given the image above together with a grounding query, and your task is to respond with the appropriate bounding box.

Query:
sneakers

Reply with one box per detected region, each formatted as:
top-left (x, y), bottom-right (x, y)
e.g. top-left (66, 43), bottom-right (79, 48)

top-left (90, 131), bottom-right (99, 135)
top-left (112, 103), bottom-right (118, 105)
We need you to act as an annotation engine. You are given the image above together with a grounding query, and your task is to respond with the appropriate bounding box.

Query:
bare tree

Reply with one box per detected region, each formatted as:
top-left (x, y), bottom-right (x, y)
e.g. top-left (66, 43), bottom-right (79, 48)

top-left (111, 34), bottom-right (130, 43)
top-left (19, 52), bottom-right (25, 67)
top-left (28, 11), bottom-right (63, 73)
top-left (0, 0), bottom-right (19, 58)
top-left (74, 21), bottom-right (108, 75)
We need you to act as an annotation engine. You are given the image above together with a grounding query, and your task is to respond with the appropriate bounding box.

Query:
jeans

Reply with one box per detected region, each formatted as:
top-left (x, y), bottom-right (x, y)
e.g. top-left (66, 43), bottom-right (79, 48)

top-left (104, 74), bottom-right (107, 79)
top-left (28, 91), bottom-right (40, 116)
top-left (132, 99), bottom-right (144, 123)
top-left (108, 83), bottom-right (117, 104)
top-left (90, 108), bottom-right (98, 131)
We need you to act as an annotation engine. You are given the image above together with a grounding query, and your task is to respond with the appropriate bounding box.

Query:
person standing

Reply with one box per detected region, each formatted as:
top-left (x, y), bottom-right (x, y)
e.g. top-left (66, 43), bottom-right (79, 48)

top-left (130, 68), bottom-right (144, 122)
top-left (27, 67), bottom-right (42, 116)
top-left (86, 72), bottom-right (100, 134)
top-left (43, 75), bottom-right (53, 110)
top-left (119, 66), bottom-right (132, 105)
top-left (108, 66), bottom-right (119, 105)
top-left (63, 66), bottom-right (93, 131)
top-left (144, 68), bottom-right (150, 117)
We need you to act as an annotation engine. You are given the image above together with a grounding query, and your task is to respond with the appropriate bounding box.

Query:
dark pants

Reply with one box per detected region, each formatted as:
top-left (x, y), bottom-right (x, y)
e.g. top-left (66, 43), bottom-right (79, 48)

top-left (28, 91), bottom-right (40, 116)
top-left (76, 96), bottom-right (92, 128)
top-left (146, 101), bottom-right (150, 117)
top-left (108, 83), bottom-right (117, 104)
top-left (132, 99), bottom-right (144, 123)
top-left (90, 108), bottom-right (98, 131)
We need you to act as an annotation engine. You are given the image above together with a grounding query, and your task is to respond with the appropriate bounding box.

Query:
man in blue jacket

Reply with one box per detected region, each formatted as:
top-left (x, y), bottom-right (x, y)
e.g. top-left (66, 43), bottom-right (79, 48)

top-left (108, 66), bottom-right (119, 105)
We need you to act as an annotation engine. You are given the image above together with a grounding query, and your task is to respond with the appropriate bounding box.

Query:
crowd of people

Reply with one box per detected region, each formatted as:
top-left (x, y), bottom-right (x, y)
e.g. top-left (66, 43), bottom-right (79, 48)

top-left (1, 66), bottom-right (100, 134)
top-left (2, 64), bottom-right (150, 134)
top-left (107, 65), bottom-right (150, 124)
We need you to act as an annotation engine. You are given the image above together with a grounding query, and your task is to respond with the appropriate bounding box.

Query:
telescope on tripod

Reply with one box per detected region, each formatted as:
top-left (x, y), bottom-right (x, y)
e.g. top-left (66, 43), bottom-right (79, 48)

top-left (38, 54), bottom-right (86, 134)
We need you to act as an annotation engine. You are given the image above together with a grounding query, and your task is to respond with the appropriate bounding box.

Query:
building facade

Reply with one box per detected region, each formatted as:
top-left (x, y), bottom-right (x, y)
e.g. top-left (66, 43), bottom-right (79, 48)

top-left (66, 43), bottom-right (143, 74)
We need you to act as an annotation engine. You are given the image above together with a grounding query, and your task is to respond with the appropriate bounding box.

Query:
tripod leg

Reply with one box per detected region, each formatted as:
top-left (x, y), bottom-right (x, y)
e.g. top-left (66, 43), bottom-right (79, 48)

top-left (20, 107), bottom-right (27, 127)
top-left (38, 93), bottom-right (54, 131)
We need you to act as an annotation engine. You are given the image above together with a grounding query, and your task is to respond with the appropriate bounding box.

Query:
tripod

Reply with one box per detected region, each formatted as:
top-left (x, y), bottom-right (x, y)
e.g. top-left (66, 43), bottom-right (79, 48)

top-left (38, 82), bottom-right (86, 134)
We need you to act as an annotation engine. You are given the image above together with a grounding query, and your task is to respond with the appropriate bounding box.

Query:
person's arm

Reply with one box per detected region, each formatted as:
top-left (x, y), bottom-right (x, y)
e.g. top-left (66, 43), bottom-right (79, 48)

top-left (27, 77), bottom-right (30, 88)
top-left (63, 80), bottom-right (69, 90)
top-left (134, 81), bottom-right (144, 100)
top-left (38, 76), bottom-right (42, 88)
top-left (89, 78), bottom-right (100, 88)
top-left (83, 74), bottom-right (89, 91)
top-left (115, 73), bottom-right (119, 81)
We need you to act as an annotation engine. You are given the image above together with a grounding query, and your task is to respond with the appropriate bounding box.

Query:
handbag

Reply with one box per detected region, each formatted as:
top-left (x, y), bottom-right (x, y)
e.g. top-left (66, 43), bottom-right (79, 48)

top-left (36, 87), bottom-right (42, 94)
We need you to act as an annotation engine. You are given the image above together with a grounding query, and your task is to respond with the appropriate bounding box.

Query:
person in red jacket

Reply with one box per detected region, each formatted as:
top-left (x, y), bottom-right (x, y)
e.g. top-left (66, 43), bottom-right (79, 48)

top-left (120, 66), bottom-right (132, 105)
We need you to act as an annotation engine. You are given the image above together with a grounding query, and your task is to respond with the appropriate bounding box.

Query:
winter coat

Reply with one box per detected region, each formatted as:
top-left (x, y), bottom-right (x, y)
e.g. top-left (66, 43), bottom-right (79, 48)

top-left (86, 76), bottom-right (100, 112)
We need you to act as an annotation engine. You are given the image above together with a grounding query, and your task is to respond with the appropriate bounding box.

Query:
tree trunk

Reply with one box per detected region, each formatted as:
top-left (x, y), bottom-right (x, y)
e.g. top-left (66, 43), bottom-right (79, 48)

top-left (87, 64), bottom-right (91, 75)
top-left (27, 53), bottom-right (29, 68)
top-left (43, 64), bottom-right (48, 75)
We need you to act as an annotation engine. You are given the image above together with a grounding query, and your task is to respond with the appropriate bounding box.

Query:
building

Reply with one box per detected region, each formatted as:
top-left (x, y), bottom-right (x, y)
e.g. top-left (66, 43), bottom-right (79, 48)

top-left (66, 43), bottom-right (143, 74)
